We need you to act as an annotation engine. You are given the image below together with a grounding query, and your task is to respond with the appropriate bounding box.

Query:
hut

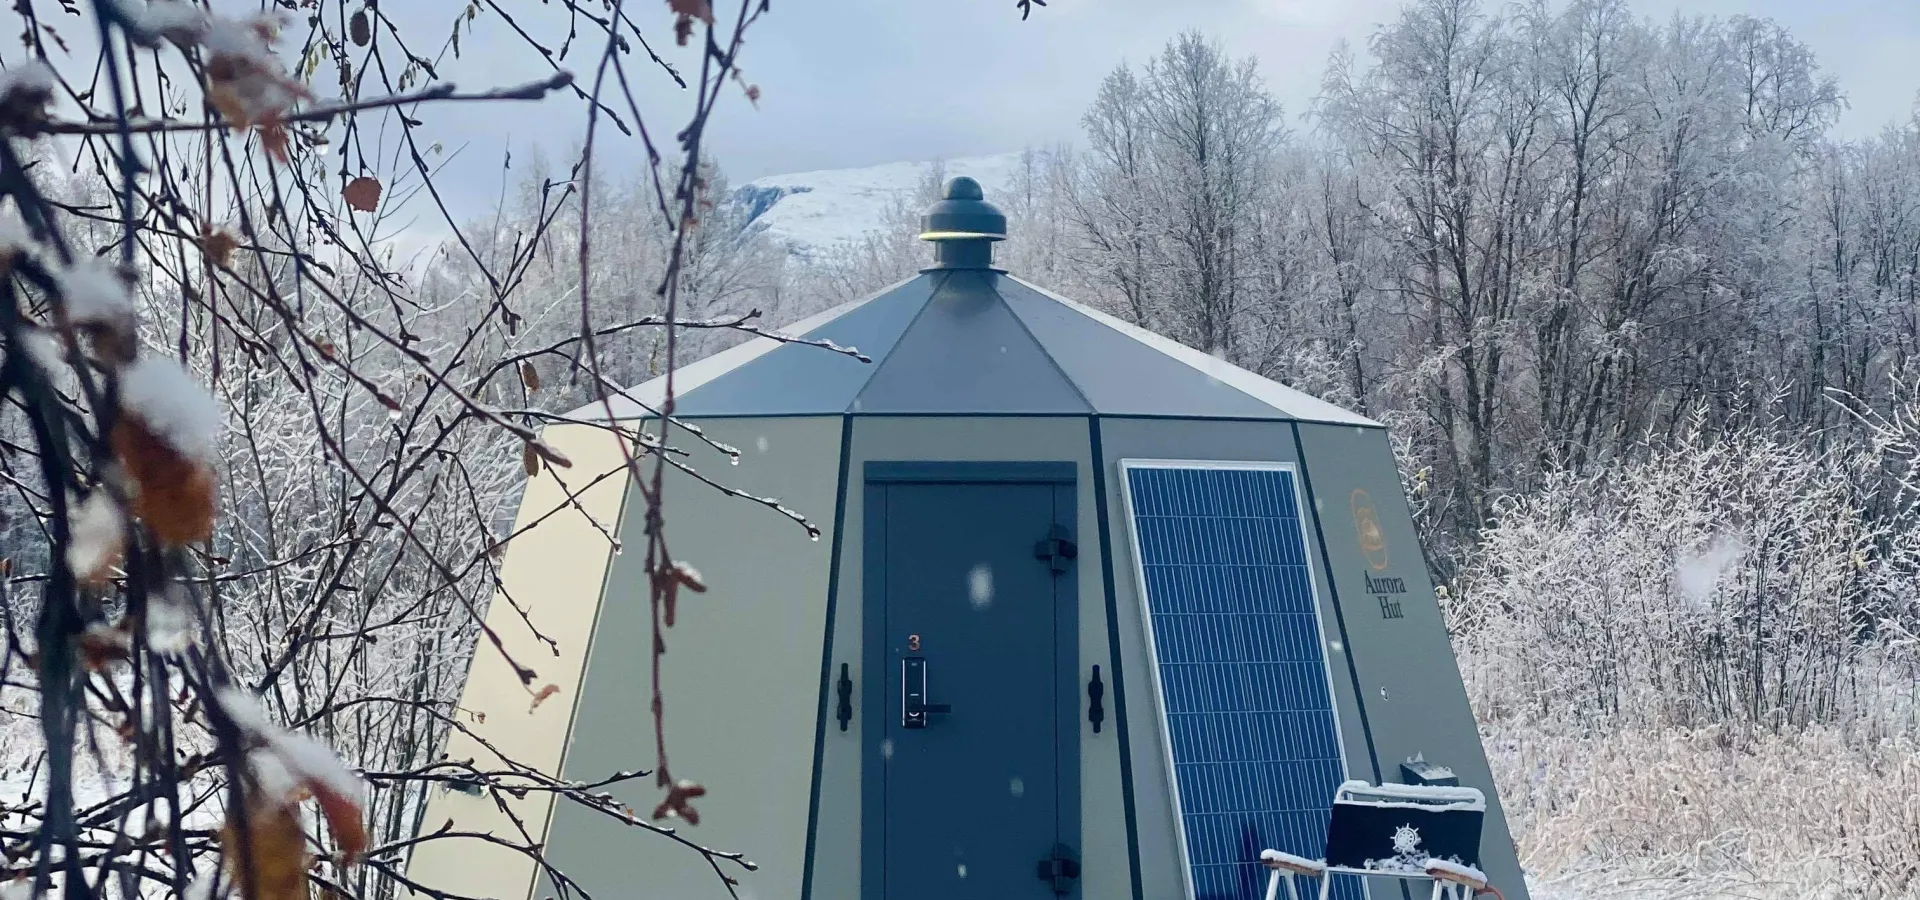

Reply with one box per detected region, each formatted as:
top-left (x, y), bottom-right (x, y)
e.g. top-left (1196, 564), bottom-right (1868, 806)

top-left (404, 177), bottom-right (1528, 900)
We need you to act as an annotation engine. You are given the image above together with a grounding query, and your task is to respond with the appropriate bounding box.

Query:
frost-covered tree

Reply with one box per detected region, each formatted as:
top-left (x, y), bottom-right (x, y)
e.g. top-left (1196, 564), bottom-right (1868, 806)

top-left (0, 1), bottom-right (845, 899)
top-left (1072, 33), bottom-right (1285, 360)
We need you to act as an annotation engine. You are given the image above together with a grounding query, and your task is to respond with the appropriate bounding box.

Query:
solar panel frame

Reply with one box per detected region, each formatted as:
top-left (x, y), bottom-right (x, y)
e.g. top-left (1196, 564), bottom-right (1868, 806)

top-left (1116, 459), bottom-right (1359, 900)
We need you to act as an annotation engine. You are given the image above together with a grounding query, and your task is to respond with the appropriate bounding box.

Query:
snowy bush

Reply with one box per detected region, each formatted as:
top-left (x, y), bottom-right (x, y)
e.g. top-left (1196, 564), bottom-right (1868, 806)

top-left (1451, 416), bottom-right (1920, 896)
top-left (1452, 420), bottom-right (1920, 736)
top-left (1488, 726), bottom-right (1920, 898)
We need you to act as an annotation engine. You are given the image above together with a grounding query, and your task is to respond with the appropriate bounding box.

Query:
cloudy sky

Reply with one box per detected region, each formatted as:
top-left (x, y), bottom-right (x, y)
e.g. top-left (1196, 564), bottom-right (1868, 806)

top-left (7, 0), bottom-right (1915, 227)
top-left (370, 0), bottom-right (1919, 224)
top-left (694, 0), bottom-right (1918, 178)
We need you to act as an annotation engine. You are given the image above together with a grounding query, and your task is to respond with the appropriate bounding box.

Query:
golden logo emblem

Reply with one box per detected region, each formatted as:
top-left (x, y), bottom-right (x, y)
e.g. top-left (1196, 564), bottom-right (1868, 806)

top-left (1350, 488), bottom-right (1389, 571)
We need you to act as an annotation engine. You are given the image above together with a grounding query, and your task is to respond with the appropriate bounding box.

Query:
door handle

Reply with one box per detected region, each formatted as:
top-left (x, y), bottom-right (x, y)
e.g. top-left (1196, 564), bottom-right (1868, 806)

top-left (901, 656), bottom-right (952, 729)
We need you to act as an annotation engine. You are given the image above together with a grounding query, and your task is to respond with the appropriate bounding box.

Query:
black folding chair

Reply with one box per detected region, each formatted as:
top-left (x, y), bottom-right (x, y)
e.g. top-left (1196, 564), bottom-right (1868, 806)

top-left (1260, 780), bottom-right (1491, 900)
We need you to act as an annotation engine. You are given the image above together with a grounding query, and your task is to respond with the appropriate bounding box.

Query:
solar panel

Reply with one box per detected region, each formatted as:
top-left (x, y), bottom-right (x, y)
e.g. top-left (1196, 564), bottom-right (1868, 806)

top-left (1120, 462), bottom-right (1362, 900)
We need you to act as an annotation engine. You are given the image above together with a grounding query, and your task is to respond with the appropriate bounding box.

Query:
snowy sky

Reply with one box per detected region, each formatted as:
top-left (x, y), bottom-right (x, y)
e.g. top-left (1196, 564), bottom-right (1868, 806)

top-left (5, 0), bottom-right (1915, 226)
top-left (684, 0), bottom-right (1920, 178)
top-left (380, 0), bottom-right (1919, 219)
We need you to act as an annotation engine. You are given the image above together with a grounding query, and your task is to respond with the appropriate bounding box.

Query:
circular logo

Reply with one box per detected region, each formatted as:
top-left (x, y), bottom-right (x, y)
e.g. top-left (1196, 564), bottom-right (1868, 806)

top-left (1350, 488), bottom-right (1389, 571)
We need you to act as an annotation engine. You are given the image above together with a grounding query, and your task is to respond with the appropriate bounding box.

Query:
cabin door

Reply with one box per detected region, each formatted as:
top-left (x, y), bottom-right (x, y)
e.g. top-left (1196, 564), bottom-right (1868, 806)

top-left (863, 464), bottom-right (1079, 900)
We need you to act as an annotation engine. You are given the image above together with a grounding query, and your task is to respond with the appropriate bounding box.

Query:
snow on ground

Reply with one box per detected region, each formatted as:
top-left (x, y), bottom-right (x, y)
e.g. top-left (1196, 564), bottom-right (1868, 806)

top-left (735, 152), bottom-right (1027, 258)
top-left (1526, 872), bottom-right (1855, 900)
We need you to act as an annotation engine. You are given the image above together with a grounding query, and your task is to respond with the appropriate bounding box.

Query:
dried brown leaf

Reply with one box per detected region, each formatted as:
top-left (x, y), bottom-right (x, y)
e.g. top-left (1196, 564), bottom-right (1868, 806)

top-left (650, 779), bottom-right (708, 825)
top-left (349, 10), bottom-right (370, 46)
top-left (521, 443), bottom-right (540, 477)
top-left (668, 0), bottom-right (714, 23)
top-left (529, 683), bottom-right (560, 712)
top-left (220, 801), bottom-right (311, 900)
top-left (519, 360), bottom-right (541, 392)
top-left (201, 227), bottom-right (238, 267)
top-left (112, 418), bottom-right (218, 547)
top-left (342, 176), bottom-right (381, 213)
top-left (258, 118), bottom-right (292, 164)
top-left (528, 438), bottom-right (572, 468)
top-left (671, 561), bottom-right (707, 593)
top-left (80, 621), bottom-right (132, 671)
top-left (206, 78), bottom-right (248, 125)
top-left (309, 777), bottom-right (367, 864)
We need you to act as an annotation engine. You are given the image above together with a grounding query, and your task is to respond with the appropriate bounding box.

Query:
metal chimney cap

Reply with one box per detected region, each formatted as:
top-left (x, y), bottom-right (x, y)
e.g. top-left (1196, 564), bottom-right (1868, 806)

top-left (918, 176), bottom-right (1007, 243)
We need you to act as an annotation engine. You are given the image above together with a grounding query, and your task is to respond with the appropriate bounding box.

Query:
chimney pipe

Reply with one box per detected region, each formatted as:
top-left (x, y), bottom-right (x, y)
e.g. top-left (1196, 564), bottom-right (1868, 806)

top-left (919, 176), bottom-right (1006, 271)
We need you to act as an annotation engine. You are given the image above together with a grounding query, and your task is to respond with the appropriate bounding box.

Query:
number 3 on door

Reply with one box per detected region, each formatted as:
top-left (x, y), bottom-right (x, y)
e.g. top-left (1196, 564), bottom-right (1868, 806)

top-left (907, 634), bottom-right (921, 651)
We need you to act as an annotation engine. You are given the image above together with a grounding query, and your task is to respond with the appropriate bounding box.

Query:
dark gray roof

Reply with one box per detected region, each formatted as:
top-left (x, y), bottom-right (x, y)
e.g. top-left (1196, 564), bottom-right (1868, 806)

top-left (576, 270), bottom-right (1377, 426)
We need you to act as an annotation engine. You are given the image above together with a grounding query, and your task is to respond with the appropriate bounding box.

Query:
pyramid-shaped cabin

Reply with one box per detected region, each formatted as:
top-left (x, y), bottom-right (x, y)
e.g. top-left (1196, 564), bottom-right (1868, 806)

top-left (405, 178), bottom-right (1528, 900)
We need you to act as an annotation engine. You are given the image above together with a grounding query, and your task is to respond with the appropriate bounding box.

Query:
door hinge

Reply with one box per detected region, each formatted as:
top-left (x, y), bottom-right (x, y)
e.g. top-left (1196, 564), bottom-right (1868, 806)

top-left (835, 663), bottom-right (853, 732)
top-left (1034, 525), bottom-right (1078, 573)
top-left (1035, 843), bottom-right (1081, 896)
top-left (1087, 665), bottom-right (1105, 734)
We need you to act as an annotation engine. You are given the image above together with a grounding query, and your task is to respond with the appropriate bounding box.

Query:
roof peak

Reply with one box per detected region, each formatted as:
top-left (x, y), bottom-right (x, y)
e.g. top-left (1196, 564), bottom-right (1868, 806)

top-left (569, 271), bottom-right (1378, 427)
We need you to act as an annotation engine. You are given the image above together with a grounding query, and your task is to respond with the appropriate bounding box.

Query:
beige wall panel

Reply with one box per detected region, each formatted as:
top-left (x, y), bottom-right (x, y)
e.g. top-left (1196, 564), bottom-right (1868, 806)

top-left (404, 423), bottom-right (632, 900)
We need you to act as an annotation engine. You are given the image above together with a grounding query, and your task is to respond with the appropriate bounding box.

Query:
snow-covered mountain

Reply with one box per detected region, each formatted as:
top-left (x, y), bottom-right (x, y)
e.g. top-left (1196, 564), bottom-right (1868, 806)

top-left (734, 152), bottom-right (1028, 259)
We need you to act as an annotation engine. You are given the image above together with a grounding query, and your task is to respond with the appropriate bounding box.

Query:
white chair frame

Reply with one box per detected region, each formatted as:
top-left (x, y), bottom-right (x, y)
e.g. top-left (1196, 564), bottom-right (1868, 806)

top-left (1262, 858), bottom-right (1483, 900)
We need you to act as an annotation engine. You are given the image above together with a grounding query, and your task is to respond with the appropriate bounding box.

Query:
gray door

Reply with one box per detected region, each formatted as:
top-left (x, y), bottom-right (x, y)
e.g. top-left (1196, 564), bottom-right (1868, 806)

top-left (862, 464), bottom-right (1079, 900)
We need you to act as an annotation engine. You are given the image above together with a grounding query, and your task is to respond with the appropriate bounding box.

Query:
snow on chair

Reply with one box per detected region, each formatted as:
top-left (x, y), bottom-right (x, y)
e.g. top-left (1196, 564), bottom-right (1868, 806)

top-left (1422, 858), bottom-right (1490, 899)
top-left (1258, 849), bottom-right (1324, 900)
top-left (1260, 779), bottom-right (1492, 900)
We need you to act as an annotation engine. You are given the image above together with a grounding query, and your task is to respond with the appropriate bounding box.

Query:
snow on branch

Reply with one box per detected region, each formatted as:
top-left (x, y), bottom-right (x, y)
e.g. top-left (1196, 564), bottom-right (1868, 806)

top-left (0, 1), bottom-right (785, 899)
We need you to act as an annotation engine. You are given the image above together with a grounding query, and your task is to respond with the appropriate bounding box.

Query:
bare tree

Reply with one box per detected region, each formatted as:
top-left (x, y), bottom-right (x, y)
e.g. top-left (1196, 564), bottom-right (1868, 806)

top-left (0, 1), bottom-right (810, 898)
top-left (1071, 34), bottom-right (1285, 360)
top-left (1072, 66), bottom-right (1161, 328)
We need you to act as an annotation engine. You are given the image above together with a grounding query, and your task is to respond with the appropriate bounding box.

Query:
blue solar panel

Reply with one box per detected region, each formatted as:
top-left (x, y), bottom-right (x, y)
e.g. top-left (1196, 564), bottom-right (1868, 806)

top-left (1123, 464), bottom-right (1362, 900)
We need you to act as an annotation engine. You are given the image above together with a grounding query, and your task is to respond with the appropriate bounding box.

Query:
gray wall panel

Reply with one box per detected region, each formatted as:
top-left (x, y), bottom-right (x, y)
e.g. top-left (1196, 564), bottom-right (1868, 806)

top-left (541, 416), bottom-right (845, 900)
top-left (1293, 423), bottom-right (1529, 900)
top-left (819, 416), bottom-right (1130, 900)
top-left (1092, 417), bottom-right (1376, 900)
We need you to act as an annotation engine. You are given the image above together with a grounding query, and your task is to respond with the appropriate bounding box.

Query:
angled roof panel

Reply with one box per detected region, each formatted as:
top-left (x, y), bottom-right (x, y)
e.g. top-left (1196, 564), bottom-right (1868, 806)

top-left (851, 270), bottom-right (1090, 415)
top-left (570, 258), bottom-right (1378, 425)
top-left (663, 273), bottom-right (936, 416)
top-left (1005, 276), bottom-right (1380, 427)
top-left (995, 276), bottom-right (1284, 420)
top-left (569, 274), bottom-right (925, 420)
